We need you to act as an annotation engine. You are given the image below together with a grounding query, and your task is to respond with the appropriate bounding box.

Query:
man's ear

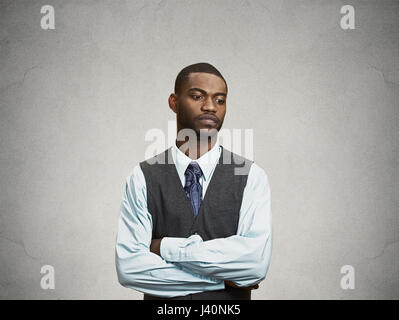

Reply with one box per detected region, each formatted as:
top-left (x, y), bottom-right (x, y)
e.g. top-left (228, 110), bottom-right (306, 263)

top-left (168, 93), bottom-right (178, 114)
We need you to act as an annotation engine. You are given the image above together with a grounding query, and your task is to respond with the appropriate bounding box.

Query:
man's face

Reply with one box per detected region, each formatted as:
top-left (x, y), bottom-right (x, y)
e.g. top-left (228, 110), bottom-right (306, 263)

top-left (170, 72), bottom-right (227, 136)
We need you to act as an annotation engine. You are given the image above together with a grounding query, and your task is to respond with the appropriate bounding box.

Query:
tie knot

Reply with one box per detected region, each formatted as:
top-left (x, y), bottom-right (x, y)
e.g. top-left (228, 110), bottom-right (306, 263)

top-left (185, 162), bottom-right (202, 183)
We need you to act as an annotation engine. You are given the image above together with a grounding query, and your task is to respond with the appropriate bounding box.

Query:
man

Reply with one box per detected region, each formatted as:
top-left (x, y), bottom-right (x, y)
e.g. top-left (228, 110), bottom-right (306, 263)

top-left (115, 62), bottom-right (272, 300)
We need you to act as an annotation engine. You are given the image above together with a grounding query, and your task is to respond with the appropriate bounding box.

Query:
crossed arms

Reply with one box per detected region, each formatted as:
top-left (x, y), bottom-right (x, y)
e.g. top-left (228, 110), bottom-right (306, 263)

top-left (115, 163), bottom-right (272, 298)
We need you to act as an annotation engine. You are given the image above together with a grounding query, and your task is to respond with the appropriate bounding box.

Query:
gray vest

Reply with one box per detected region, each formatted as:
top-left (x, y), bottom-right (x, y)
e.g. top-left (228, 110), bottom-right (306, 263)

top-left (140, 145), bottom-right (253, 300)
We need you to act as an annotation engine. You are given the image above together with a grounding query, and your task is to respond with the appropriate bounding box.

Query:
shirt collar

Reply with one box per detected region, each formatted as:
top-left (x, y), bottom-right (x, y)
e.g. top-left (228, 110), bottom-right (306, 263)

top-left (171, 140), bottom-right (221, 184)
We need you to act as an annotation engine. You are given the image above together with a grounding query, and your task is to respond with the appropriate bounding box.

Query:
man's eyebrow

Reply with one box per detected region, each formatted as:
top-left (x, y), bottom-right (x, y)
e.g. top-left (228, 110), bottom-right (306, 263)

top-left (188, 87), bottom-right (227, 96)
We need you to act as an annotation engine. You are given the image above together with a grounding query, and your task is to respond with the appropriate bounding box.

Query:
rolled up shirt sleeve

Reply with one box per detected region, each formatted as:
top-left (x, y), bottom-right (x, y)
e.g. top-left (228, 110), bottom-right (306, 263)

top-left (160, 164), bottom-right (273, 287)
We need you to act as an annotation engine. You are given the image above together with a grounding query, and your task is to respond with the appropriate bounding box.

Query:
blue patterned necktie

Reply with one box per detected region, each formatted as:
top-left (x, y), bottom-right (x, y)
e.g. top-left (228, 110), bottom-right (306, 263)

top-left (184, 162), bottom-right (203, 218)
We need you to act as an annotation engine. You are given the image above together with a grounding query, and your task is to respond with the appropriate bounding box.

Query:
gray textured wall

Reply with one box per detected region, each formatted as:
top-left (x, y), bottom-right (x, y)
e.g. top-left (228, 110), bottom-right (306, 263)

top-left (1, 0), bottom-right (398, 299)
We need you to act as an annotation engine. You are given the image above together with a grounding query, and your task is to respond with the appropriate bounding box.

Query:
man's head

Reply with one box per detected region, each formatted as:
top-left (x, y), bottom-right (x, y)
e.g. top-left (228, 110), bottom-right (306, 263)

top-left (169, 63), bottom-right (228, 137)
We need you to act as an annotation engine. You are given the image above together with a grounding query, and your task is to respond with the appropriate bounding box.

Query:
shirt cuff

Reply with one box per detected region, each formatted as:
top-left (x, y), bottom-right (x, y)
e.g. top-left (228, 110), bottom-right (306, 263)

top-left (161, 234), bottom-right (203, 261)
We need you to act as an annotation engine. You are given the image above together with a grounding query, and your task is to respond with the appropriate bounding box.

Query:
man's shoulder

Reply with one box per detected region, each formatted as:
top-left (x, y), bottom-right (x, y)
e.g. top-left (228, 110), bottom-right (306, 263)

top-left (124, 163), bottom-right (145, 191)
top-left (219, 146), bottom-right (269, 181)
top-left (219, 146), bottom-right (254, 176)
top-left (223, 148), bottom-right (253, 163)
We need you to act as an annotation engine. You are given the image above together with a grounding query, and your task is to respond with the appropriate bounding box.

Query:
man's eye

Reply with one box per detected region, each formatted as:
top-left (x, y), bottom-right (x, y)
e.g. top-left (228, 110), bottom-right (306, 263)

top-left (216, 99), bottom-right (225, 104)
top-left (191, 95), bottom-right (202, 100)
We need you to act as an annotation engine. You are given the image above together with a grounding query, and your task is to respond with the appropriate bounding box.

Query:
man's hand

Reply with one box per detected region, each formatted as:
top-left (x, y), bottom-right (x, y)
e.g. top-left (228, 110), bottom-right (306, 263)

top-left (224, 280), bottom-right (259, 291)
top-left (150, 238), bottom-right (163, 256)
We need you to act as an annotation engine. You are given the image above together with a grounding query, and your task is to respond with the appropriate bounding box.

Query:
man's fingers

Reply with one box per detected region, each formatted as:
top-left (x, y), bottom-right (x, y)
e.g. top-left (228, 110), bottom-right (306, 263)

top-left (246, 284), bottom-right (259, 290)
top-left (225, 281), bottom-right (260, 291)
top-left (242, 284), bottom-right (259, 291)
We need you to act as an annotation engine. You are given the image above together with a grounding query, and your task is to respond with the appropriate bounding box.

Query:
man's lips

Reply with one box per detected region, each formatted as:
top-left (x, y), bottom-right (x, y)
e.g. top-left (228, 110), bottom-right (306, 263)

top-left (197, 114), bottom-right (219, 123)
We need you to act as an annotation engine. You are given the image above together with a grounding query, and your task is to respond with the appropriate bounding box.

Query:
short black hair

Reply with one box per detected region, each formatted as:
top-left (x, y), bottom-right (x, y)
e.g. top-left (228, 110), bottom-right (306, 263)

top-left (174, 62), bottom-right (228, 94)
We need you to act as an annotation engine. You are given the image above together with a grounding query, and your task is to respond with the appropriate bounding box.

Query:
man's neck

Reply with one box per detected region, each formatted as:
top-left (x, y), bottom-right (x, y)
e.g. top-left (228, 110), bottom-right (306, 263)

top-left (175, 136), bottom-right (217, 160)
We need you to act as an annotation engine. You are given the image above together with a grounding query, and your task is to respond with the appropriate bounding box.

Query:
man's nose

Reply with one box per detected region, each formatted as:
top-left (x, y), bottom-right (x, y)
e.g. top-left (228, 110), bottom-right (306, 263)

top-left (201, 96), bottom-right (217, 111)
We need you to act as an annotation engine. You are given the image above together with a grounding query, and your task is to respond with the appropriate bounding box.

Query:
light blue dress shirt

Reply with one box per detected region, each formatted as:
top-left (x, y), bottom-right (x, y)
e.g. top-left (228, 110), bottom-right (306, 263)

top-left (115, 141), bottom-right (273, 298)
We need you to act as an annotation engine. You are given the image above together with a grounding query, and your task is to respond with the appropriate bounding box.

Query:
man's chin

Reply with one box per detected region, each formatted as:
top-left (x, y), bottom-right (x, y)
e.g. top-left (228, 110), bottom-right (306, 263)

top-left (197, 126), bottom-right (219, 137)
